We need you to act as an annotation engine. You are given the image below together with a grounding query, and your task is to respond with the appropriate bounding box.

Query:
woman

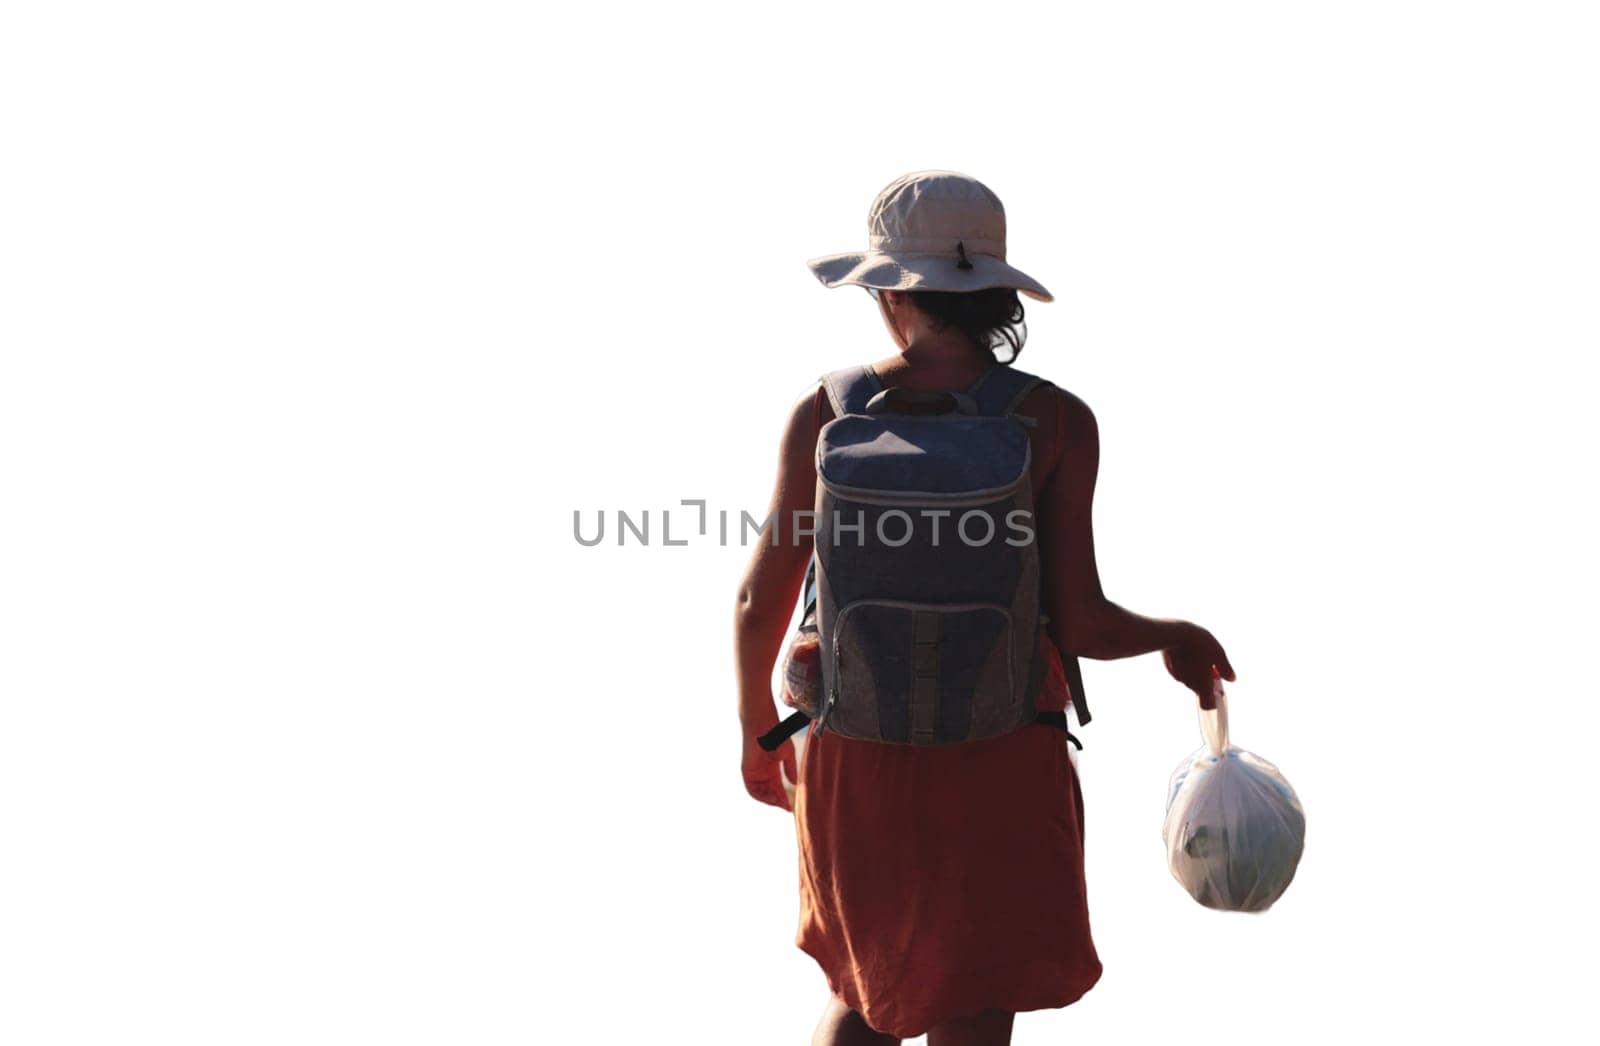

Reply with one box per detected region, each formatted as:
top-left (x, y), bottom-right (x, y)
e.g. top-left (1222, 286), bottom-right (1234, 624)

top-left (734, 171), bottom-right (1234, 1045)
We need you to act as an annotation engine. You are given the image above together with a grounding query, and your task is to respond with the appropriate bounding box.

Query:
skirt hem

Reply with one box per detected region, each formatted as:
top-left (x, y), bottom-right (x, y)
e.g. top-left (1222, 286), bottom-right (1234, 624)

top-left (799, 941), bottom-right (1104, 1040)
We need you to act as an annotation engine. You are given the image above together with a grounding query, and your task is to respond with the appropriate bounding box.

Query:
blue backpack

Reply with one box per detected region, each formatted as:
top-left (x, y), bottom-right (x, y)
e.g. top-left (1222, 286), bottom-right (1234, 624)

top-left (760, 364), bottom-right (1088, 752)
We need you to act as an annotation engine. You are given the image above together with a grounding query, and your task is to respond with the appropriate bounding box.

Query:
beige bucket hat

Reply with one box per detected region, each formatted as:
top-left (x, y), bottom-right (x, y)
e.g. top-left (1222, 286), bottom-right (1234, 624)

top-left (806, 170), bottom-right (1053, 303)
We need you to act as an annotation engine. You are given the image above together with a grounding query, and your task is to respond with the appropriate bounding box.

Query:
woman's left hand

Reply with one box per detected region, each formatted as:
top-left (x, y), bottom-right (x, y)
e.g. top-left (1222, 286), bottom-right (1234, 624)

top-left (1161, 622), bottom-right (1236, 709)
top-left (742, 729), bottom-right (798, 812)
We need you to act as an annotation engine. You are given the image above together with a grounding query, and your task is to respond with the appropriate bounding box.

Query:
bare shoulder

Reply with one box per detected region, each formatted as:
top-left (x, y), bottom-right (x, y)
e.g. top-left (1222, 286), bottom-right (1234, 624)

top-left (775, 381), bottom-right (826, 465)
top-left (1017, 381), bottom-right (1098, 460)
top-left (790, 379), bottom-right (824, 417)
top-left (1048, 384), bottom-right (1098, 449)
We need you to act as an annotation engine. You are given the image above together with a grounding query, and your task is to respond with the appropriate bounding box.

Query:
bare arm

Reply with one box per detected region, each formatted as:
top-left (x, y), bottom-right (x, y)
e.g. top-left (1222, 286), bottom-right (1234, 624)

top-left (732, 387), bottom-right (820, 808)
top-left (1038, 388), bottom-right (1235, 707)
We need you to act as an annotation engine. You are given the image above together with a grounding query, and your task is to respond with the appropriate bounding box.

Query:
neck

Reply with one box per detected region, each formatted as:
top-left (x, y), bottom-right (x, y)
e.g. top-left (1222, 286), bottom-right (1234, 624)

top-left (902, 331), bottom-right (985, 367)
top-left (878, 334), bottom-right (993, 391)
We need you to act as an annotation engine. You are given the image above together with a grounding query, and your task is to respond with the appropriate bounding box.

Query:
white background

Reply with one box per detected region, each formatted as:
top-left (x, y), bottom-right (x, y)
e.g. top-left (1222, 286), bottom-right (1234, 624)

top-left (3, 2), bottom-right (1597, 1043)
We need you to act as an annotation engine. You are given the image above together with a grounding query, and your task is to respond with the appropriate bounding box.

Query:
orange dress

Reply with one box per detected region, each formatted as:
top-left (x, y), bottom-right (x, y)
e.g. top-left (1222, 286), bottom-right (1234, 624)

top-left (793, 636), bottom-right (1101, 1037)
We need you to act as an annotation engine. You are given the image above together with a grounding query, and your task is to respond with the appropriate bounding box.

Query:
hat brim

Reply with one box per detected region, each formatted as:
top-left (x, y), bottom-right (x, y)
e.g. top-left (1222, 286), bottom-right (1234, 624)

top-left (805, 250), bottom-right (1053, 303)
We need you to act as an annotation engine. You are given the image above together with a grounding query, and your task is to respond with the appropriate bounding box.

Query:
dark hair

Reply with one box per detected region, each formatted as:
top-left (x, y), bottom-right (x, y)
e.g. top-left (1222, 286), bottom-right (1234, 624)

top-left (907, 288), bottom-right (1028, 364)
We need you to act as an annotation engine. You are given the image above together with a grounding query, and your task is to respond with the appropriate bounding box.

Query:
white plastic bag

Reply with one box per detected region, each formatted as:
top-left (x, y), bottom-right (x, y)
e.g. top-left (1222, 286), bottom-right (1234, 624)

top-left (1163, 680), bottom-right (1305, 912)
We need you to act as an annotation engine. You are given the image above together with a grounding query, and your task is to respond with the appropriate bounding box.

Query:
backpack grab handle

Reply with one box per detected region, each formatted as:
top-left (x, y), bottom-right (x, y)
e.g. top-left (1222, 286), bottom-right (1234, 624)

top-left (864, 387), bottom-right (981, 416)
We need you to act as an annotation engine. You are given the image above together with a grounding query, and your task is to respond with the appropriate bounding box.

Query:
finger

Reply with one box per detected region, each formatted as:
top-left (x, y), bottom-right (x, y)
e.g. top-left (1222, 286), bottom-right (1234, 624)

top-left (747, 778), bottom-right (784, 809)
top-left (752, 764), bottom-right (793, 811)
top-left (1215, 651), bottom-right (1236, 682)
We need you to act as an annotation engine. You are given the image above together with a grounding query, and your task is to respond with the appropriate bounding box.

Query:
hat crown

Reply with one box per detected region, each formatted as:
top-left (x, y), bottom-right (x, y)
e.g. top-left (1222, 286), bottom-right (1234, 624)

top-left (867, 171), bottom-right (1008, 260)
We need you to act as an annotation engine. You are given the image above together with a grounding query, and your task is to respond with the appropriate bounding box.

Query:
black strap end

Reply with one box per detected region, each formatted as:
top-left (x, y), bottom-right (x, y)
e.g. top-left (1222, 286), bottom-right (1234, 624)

top-left (1062, 654), bottom-right (1091, 727)
top-left (757, 710), bottom-right (811, 752)
top-left (1034, 710), bottom-right (1083, 750)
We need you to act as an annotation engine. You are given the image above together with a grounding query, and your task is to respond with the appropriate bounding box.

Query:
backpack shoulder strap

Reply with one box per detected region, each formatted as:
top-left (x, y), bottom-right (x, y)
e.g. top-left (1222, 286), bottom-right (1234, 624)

top-left (820, 366), bottom-right (882, 417)
top-left (974, 363), bottom-right (1091, 727)
top-left (968, 364), bottom-right (1050, 417)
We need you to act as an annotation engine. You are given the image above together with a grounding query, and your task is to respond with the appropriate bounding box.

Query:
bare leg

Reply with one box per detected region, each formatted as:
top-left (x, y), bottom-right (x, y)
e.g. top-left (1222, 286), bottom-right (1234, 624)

top-left (926, 1008), bottom-right (1015, 1046)
top-left (811, 995), bottom-right (901, 1046)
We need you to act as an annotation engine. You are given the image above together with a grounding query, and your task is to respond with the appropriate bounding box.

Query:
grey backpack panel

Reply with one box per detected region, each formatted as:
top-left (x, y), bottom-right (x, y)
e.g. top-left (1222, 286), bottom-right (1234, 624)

top-left (813, 364), bottom-right (1051, 745)
top-left (819, 413), bottom-right (1031, 497)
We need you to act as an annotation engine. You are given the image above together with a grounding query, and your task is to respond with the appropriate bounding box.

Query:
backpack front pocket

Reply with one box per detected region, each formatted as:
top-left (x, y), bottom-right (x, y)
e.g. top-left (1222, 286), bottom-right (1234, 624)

top-left (827, 600), bottom-right (1016, 745)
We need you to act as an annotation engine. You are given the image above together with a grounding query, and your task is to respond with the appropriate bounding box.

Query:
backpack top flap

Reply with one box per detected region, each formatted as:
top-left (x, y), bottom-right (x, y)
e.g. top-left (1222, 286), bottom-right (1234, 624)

top-left (816, 363), bottom-right (1044, 501)
top-left (818, 415), bottom-right (1030, 501)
